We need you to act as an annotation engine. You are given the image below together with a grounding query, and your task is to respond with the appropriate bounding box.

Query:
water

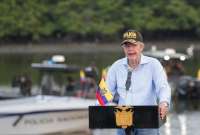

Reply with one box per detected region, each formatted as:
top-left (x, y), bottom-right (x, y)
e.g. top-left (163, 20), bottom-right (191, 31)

top-left (0, 51), bottom-right (200, 85)
top-left (0, 52), bottom-right (123, 85)
top-left (0, 51), bottom-right (200, 135)
top-left (160, 111), bottom-right (200, 135)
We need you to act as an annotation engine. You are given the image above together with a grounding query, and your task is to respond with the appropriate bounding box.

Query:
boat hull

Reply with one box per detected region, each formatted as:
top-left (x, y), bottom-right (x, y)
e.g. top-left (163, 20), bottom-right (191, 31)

top-left (0, 109), bottom-right (88, 134)
top-left (0, 95), bottom-right (96, 134)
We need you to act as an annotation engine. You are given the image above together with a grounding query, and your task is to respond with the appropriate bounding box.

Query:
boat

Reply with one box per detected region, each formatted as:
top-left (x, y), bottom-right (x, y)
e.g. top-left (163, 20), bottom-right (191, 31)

top-left (0, 88), bottom-right (23, 100)
top-left (144, 46), bottom-right (200, 99)
top-left (0, 55), bottom-right (80, 100)
top-left (31, 56), bottom-right (80, 96)
top-left (144, 46), bottom-right (189, 61)
top-left (174, 75), bottom-right (200, 100)
top-left (0, 55), bottom-right (97, 134)
top-left (0, 95), bottom-right (96, 134)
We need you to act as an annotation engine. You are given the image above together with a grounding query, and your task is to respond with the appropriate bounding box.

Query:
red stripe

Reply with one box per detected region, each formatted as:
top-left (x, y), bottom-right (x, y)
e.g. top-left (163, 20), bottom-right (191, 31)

top-left (96, 91), bottom-right (105, 106)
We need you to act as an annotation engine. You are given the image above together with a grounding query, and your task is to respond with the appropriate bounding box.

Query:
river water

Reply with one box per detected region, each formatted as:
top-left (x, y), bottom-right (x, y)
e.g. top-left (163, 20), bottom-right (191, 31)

top-left (0, 48), bottom-right (200, 135)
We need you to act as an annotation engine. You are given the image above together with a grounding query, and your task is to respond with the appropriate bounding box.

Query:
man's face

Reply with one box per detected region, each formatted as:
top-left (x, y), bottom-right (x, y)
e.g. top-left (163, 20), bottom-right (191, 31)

top-left (122, 42), bottom-right (144, 61)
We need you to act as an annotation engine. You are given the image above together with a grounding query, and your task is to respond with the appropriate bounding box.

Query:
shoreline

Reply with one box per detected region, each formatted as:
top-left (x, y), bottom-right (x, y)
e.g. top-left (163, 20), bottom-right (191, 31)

top-left (0, 40), bottom-right (200, 54)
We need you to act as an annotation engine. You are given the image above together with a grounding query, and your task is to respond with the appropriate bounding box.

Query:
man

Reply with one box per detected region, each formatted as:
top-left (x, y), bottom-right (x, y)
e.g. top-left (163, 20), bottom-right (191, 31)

top-left (106, 29), bottom-right (171, 135)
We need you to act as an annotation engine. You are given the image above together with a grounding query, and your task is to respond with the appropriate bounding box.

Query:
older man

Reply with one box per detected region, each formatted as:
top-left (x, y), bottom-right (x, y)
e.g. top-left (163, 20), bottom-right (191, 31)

top-left (106, 29), bottom-right (171, 135)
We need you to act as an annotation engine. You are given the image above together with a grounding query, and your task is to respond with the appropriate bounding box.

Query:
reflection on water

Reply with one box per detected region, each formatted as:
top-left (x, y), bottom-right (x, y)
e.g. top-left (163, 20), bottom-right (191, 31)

top-left (161, 99), bottom-right (200, 135)
top-left (160, 111), bottom-right (200, 135)
top-left (164, 116), bottom-right (171, 135)
top-left (178, 114), bottom-right (187, 135)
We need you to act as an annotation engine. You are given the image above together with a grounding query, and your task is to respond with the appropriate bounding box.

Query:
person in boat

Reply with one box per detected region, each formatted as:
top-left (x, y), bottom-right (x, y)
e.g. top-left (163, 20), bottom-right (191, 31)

top-left (161, 59), bottom-right (185, 78)
top-left (65, 76), bottom-right (76, 96)
top-left (19, 73), bottom-right (32, 96)
top-left (11, 74), bottom-right (32, 96)
top-left (82, 62), bottom-right (99, 98)
top-left (11, 75), bottom-right (21, 87)
top-left (106, 29), bottom-right (171, 135)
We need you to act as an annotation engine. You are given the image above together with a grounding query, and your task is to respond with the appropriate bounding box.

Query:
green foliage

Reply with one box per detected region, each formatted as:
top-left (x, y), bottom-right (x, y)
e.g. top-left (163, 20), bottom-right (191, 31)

top-left (0, 0), bottom-right (200, 41)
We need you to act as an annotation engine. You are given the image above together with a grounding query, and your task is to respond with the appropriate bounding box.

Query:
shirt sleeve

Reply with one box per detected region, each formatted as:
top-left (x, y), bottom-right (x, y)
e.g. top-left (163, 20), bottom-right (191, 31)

top-left (106, 64), bottom-right (117, 97)
top-left (152, 59), bottom-right (171, 105)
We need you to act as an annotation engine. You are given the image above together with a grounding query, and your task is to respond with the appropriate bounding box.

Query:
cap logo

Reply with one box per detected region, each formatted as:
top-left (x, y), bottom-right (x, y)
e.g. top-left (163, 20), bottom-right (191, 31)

top-left (123, 32), bottom-right (137, 39)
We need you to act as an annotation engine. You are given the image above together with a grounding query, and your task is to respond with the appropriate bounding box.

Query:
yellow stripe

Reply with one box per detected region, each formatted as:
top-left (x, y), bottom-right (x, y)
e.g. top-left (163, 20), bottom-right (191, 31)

top-left (99, 78), bottom-right (113, 101)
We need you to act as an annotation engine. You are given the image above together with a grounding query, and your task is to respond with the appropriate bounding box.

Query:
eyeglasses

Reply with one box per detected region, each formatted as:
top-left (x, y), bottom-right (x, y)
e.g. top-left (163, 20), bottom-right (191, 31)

top-left (122, 43), bottom-right (137, 48)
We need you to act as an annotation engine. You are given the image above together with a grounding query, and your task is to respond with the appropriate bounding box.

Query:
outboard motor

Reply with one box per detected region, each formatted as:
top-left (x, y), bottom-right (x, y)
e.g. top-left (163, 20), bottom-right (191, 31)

top-left (176, 76), bottom-right (195, 100)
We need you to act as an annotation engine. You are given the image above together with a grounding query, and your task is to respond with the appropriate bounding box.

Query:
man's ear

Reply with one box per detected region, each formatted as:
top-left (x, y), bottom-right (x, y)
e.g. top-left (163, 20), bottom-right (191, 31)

top-left (140, 44), bottom-right (144, 51)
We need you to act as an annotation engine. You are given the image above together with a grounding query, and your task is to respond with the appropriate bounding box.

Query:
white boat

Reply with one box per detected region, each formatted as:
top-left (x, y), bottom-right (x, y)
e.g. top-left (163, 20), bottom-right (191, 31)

top-left (0, 55), bottom-right (97, 134)
top-left (144, 47), bottom-right (190, 97)
top-left (144, 46), bottom-right (189, 61)
top-left (0, 95), bottom-right (96, 134)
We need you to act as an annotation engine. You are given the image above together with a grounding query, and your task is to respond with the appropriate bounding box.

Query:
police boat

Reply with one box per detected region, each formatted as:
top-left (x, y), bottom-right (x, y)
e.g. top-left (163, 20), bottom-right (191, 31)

top-left (0, 95), bottom-right (95, 134)
top-left (0, 55), bottom-right (96, 134)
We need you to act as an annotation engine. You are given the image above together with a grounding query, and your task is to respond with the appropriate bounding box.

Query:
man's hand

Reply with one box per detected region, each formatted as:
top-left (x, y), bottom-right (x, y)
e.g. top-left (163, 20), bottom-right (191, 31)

top-left (159, 102), bottom-right (169, 120)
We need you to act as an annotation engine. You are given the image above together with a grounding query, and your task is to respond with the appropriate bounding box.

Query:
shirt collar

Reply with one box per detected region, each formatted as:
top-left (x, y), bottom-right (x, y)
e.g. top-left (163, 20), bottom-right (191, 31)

top-left (122, 54), bottom-right (150, 67)
top-left (140, 54), bottom-right (150, 64)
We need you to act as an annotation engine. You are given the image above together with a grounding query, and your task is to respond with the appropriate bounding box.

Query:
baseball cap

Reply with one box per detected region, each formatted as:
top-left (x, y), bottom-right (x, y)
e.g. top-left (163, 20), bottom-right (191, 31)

top-left (121, 29), bottom-right (143, 45)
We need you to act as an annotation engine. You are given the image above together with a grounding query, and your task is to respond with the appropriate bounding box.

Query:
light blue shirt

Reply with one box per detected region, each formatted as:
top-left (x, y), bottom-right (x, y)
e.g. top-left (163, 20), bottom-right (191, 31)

top-left (106, 55), bottom-right (171, 106)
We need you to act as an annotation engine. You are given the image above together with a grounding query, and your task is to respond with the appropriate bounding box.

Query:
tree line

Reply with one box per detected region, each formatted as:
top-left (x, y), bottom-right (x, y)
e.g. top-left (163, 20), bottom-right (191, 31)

top-left (0, 0), bottom-right (200, 42)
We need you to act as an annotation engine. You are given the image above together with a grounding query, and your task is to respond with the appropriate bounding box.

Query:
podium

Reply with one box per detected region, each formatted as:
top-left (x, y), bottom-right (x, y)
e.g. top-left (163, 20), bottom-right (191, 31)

top-left (89, 106), bottom-right (166, 129)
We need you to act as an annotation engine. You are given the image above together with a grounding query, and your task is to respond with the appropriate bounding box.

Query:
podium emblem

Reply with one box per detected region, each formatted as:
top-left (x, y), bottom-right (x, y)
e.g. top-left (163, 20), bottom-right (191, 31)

top-left (114, 106), bottom-right (134, 128)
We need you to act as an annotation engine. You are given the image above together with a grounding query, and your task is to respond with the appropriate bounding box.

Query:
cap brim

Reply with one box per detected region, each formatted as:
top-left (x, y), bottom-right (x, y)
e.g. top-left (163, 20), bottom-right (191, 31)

top-left (121, 39), bottom-right (138, 45)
